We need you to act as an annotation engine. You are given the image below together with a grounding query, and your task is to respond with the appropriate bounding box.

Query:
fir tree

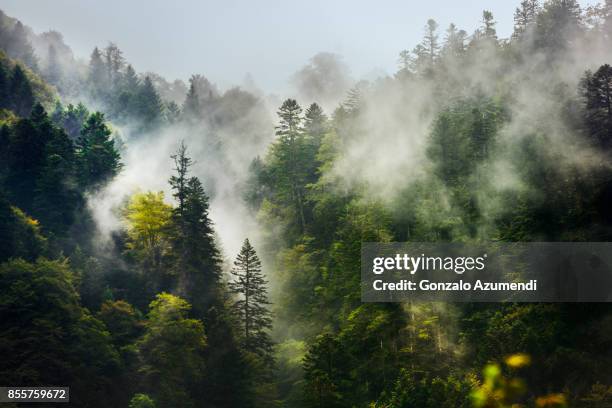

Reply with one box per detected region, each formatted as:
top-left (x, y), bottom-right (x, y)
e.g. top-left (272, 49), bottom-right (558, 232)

top-left (513, 0), bottom-right (540, 38)
top-left (442, 23), bottom-right (467, 59)
top-left (168, 144), bottom-right (220, 313)
top-left (182, 75), bottom-right (202, 120)
top-left (273, 98), bottom-right (307, 233)
top-left (304, 102), bottom-right (328, 141)
top-left (77, 112), bottom-right (122, 188)
top-left (45, 44), bottom-right (62, 86)
top-left (134, 76), bottom-right (163, 128)
top-left (10, 65), bottom-right (34, 117)
top-left (581, 64), bottom-right (612, 148)
top-left (229, 238), bottom-right (273, 361)
top-left (7, 21), bottom-right (38, 70)
top-left (88, 47), bottom-right (107, 98)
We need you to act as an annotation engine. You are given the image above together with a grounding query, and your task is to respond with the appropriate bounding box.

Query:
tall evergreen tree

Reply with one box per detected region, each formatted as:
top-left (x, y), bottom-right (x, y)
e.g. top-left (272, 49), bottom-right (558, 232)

top-left (6, 21), bottom-right (37, 70)
top-left (410, 19), bottom-right (440, 75)
top-left (88, 47), bottom-right (107, 98)
top-left (535, 0), bottom-right (582, 51)
top-left (304, 103), bottom-right (328, 141)
top-left (4, 104), bottom-right (52, 212)
top-left (182, 75), bottom-right (202, 120)
top-left (45, 44), bottom-right (62, 86)
top-left (123, 64), bottom-right (140, 93)
top-left (272, 99), bottom-right (308, 233)
top-left (229, 238), bottom-right (273, 361)
top-left (168, 144), bottom-right (220, 312)
top-left (33, 114), bottom-right (78, 235)
top-left (480, 10), bottom-right (498, 40)
top-left (77, 112), bottom-right (122, 188)
top-left (134, 76), bottom-right (163, 128)
top-left (104, 43), bottom-right (125, 90)
top-left (513, 0), bottom-right (541, 38)
top-left (10, 65), bottom-right (34, 117)
top-left (581, 64), bottom-right (612, 148)
top-left (442, 23), bottom-right (468, 58)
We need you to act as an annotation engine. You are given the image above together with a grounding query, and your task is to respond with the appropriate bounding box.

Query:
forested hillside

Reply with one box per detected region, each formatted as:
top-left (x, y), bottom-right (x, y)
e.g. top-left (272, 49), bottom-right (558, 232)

top-left (1, 1), bottom-right (612, 407)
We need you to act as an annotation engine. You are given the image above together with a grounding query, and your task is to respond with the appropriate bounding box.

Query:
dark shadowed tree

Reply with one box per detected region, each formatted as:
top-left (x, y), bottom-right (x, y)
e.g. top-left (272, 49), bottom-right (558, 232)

top-left (10, 65), bottom-right (34, 117)
top-left (581, 64), bottom-right (612, 148)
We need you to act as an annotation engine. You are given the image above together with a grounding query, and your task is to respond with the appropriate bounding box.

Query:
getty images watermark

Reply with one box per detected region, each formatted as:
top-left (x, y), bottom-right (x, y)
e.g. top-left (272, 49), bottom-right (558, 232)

top-left (361, 243), bottom-right (612, 302)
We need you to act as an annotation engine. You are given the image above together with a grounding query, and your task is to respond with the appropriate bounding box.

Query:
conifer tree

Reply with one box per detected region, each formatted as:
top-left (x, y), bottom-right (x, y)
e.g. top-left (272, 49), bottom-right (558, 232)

top-left (272, 98), bottom-right (307, 233)
top-left (168, 143), bottom-right (220, 312)
top-left (10, 65), bottom-right (34, 117)
top-left (7, 22), bottom-right (37, 70)
top-left (581, 64), bottom-right (612, 148)
top-left (442, 24), bottom-right (467, 58)
top-left (123, 64), bottom-right (140, 93)
top-left (304, 102), bottom-right (328, 141)
top-left (88, 47), bottom-right (107, 98)
top-left (77, 112), bottom-right (122, 188)
top-left (229, 238), bottom-right (273, 361)
top-left (104, 43), bottom-right (125, 90)
top-left (45, 44), bottom-right (62, 86)
top-left (134, 76), bottom-right (164, 128)
top-left (410, 19), bottom-right (440, 75)
top-left (513, 0), bottom-right (540, 38)
top-left (182, 75), bottom-right (203, 120)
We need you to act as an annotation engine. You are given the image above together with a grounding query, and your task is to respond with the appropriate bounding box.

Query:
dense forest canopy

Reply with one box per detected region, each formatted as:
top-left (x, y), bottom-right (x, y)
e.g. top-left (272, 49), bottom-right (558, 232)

top-left (1, 1), bottom-right (612, 407)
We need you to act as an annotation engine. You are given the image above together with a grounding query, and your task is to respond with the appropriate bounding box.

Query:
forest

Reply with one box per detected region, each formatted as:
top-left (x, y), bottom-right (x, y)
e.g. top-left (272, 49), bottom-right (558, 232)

top-left (0, 0), bottom-right (612, 407)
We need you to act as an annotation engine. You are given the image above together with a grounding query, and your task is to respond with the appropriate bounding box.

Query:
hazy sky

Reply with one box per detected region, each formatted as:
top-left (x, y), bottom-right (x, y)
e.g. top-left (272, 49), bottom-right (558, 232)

top-left (0, 0), bottom-right (600, 93)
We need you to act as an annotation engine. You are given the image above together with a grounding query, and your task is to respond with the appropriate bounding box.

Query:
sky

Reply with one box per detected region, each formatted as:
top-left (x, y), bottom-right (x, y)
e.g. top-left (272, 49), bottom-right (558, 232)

top-left (0, 0), bottom-right (601, 93)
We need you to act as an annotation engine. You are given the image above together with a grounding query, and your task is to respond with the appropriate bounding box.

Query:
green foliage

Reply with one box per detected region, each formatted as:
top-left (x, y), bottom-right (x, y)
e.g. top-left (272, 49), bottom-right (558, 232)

top-left (124, 191), bottom-right (172, 281)
top-left (137, 293), bottom-right (207, 408)
top-left (0, 258), bottom-right (120, 407)
top-left (77, 111), bottom-right (122, 188)
top-left (0, 196), bottom-right (46, 262)
top-left (129, 393), bottom-right (156, 408)
top-left (229, 238), bottom-right (274, 361)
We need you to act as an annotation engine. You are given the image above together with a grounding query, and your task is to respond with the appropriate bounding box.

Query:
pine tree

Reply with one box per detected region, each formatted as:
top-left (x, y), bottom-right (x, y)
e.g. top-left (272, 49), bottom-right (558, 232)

top-left (77, 112), bottom-right (122, 188)
top-left (182, 75), bottom-right (202, 120)
top-left (134, 76), bottom-right (163, 128)
top-left (169, 141), bottom-right (192, 219)
top-left (409, 19), bottom-right (440, 75)
top-left (513, 0), bottom-right (540, 38)
top-left (535, 0), bottom-right (582, 51)
top-left (7, 22), bottom-right (38, 70)
top-left (303, 103), bottom-right (327, 184)
top-left (10, 65), bottom-right (34, 117)
top-left (123, 64), bottom-right (140, 93)
top-left (165, 101), bottom-right (180, 124)
top-left (45, 44), bottom-right (62, 86)
top-left (229, 238), bottom-right (273, 361)
top-left (168, 144), bottom-right (220, 313)
top-left (581, 65), bottom-right (612, 148)
top-left (442, 24), bottom-right (467, 59)
top-left (103, 43), bottom-right (125, 90)
top-left (481, 10), bottom-right (498, 40)
top-left (272, 99), bottom-right (308, 233)
top-left (304, 103), bottom-right (328, 141)
top-left (33, 121), bottom-right (78, 235)
top-left (88, 47), bottom-right (107, 98)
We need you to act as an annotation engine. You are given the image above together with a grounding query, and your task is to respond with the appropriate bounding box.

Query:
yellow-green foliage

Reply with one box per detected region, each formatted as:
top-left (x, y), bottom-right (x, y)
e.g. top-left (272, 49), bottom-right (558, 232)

top-left (471, 354), bottom-right (566, 408)
top-left (0, 108), bottom-right (17, 125)
top-left (124, 191), bottom-right (172, 256)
